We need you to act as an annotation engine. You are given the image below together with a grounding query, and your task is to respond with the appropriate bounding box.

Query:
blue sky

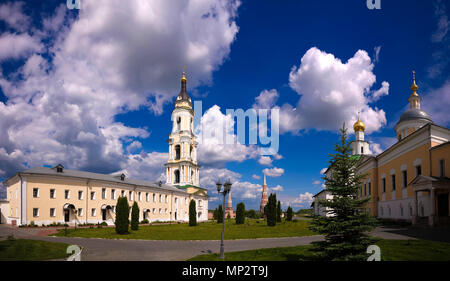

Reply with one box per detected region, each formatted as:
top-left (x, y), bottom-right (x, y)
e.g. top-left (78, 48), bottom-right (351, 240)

top-left (0, 0), bottom-right (449, 210)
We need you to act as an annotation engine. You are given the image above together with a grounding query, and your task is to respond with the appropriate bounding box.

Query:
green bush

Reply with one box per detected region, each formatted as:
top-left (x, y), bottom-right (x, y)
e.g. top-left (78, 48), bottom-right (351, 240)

top-left (267, 193), bottom-right (277, 226)
top-left (115, 196), bottom-right (130, 234)
top-left (189, 199), bottom-right (197, 226)
top-left (217, 205), bottom-right (223, 223)
top-left (131, 201), bottom-right (140, 231)
top-left (236, 202), bottom-right (245, 224)
top-left (100, 222), bottom-right (108, 226)
top-left (141, 219), bottom-right (149, 224)
top-left (277, 201), bottom-right (282, 223)
top-left (286, 206), bottom-right (293, 221)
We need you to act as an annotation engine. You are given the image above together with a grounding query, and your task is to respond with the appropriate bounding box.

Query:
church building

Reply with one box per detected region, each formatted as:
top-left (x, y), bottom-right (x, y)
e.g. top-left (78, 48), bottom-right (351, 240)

top-left (317, 72), bottom-right (450, 226)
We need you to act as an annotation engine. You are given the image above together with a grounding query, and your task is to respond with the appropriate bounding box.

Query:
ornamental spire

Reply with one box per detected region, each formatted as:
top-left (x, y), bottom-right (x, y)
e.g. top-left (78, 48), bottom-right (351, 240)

top-left (408, 70), bottom-right (421, 109)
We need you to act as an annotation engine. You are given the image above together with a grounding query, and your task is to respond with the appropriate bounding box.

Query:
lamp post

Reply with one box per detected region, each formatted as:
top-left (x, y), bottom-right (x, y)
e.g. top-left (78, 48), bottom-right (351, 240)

top-left (216, 180), bottom-right (232, 260)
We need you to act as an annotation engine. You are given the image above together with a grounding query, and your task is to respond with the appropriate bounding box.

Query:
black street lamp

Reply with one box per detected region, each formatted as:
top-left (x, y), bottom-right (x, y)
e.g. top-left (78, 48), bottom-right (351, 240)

top-left (216, 179), bottom-right (232, 260)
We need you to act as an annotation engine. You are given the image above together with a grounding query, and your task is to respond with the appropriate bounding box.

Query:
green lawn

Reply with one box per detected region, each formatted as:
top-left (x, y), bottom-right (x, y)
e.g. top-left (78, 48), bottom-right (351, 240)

top-left (0, 238), bottom-right (71, 261)
top-left (188, 239), bottom-right (450, 261)
top-left (53, 219), bottom-right (315, 240)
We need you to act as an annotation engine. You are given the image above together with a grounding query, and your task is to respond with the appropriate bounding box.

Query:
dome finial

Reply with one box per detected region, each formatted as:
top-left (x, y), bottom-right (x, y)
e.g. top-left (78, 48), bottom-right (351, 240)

top-left (181, 66), bottom-right (187, 82)
top-left (410, 70), bottom-right (418, 95)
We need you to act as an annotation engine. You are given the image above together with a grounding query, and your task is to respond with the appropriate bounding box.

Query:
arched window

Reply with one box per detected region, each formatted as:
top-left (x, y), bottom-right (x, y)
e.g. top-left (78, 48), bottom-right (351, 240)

top-left (361, 146), bottom-right (364, 154)
top-left (174, 170), bottom-right (180, 184)
top-left (190, 145), bottom-right (193, 159)
top-left (175, 145), bottom-right (180, 160)
top-left (177, 116), bottom-right (181, 131)
top-left (191, 170), bottom-right (194, 182)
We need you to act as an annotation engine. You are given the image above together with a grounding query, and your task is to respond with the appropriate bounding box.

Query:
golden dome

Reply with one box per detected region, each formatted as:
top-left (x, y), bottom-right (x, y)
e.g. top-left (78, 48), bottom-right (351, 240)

top-left (353, 111), bottom-right (365, 132)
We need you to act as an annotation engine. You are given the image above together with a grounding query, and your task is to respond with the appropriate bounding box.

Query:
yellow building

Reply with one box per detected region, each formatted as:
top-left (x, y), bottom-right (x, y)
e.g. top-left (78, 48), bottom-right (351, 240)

top-left (353, 72), bottom-right (450, 226)
top-left (2, 72), bottom-right (208, 226)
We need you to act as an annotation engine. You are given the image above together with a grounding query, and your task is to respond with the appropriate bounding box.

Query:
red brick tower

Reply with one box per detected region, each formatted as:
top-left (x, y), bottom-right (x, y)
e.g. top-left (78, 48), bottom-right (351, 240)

top-left (260, 175), bottom-right (268, 214)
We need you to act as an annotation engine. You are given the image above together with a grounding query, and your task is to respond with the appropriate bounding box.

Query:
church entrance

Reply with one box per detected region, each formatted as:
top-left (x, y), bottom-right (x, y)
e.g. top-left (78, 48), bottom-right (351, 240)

top-left (438, 193), bottom-right (449, 217)
top-left (64, 210), bottom-right (70, 222)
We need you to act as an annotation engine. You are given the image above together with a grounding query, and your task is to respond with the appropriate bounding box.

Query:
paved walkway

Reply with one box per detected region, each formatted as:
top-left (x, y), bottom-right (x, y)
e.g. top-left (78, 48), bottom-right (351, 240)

top-left (1, 223), bottom-right (449, 260)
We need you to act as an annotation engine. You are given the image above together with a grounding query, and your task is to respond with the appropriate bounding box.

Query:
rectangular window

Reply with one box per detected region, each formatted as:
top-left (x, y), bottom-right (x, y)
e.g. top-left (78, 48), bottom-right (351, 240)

top-left (138, 192), bottom-right (142, 201)
top-left (50, 208), bottom-right (55, 217)
top-left (402, 170), bottom-right (407, 188)
top-left (65, 190), bottom-right (70, 199)
top-left (146, 193), bottom-right (149, 202)
top-left (50, 189), bottom-right (56, 199)
top-left (78, 208), bottom-right (83, 216)
top-left (33, 188), bottom-right (39, 198)
top-left (165, 195), bottom-right (168, 203)
top-left (416, 165), bottom-right (422, 176)
top-left (121, 190), bottom-right (125, 197)
top-left (159, 194), bottom-right (162, 203)
top-left (91, 208), bottom-right (96, 217)
top-left (368, 182), bottom-right (371, 195)
top-left (102, 188), bottom-right (106, 199)
top-left (90, 191), bottom-right (95, 200)
top-left (439, 159), bottom-right (445, 177)
top-left (129, 191), bottom-right (133, 201)
top-left (33, 208), bottom-right (39, 217)
top-left (78, 191), bottom-right (83, 200)
top-left (382, 178), bottom-right (386, 193)
top-left (391, 175), bottom-right (396, 191)
top-left (364, 184), bottom-right (367, 196)
top-left (153, 194), bottom-right (156, 202)
top-left (111, 189), bottom-right (116, 200)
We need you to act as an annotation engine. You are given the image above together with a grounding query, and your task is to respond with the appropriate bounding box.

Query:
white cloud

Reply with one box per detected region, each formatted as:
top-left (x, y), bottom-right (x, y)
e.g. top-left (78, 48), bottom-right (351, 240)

top-left (0, 2), bottom-right (30, 31)
top-left (0, 33), bottom-right (43, 61)
top-left (312, 180), bottom-right (321, 185)
top-left (252, 174), bottom-right (261, 180)
top-left (320, 168), bottom-right (327, 174)
top-left (273, 153), bottom-right (283, 160)
top-left (371, 81), bottom-right (390, 102)
top-left (281, 192), bottom-right (314, 208)
top-left (253, 89), bottom-right (279, 109)
top-left (263, 167), bottom-right (284, 177)
top-left (421, 80), bottom-right (450, 127)
top-left (272, 47), bottom-right (387, 135)
top-left (270, 184), bottom-right (283, 192)
top-left (0, 0), bottom-right (240, 178)
top-left (196, 105), bottom-right (259, 167)
top-left (258, 156), bottom-right (272, 166)
top-left (373, 46), bottom-right (381, 63)
top-left (431, 0), bottom-right (449, 43)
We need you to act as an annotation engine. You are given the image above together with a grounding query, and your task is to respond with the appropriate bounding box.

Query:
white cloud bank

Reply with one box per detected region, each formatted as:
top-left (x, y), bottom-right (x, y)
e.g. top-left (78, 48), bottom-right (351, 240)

top-left (0, 0), bottom-right (241, 179)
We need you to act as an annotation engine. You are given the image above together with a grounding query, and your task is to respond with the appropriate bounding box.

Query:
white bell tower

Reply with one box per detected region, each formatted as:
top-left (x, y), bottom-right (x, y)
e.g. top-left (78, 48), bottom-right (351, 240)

top-left (351, 111), bottom-right (370, 155)
top-left (165, 71), bottom-right (200, 186)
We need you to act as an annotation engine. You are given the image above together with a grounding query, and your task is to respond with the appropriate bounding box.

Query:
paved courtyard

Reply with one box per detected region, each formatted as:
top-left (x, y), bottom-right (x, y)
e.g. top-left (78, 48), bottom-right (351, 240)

top-left (1, 223), bottom-right (449, 260)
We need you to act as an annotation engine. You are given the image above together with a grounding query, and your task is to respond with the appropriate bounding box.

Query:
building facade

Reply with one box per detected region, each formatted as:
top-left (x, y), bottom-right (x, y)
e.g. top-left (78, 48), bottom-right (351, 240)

top-left (318, 72), bottom-right (450, 226)
top-left (2, 72), bottom-right (209, 226)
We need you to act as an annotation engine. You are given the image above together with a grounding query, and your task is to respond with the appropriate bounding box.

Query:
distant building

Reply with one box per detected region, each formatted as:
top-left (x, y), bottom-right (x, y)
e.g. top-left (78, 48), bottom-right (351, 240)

top-left (225, 191), bottom-right (235, 219)
top-left (260, 175), bottom-right (268, 214)
top-left (312, 190), bottom-right (333, 217)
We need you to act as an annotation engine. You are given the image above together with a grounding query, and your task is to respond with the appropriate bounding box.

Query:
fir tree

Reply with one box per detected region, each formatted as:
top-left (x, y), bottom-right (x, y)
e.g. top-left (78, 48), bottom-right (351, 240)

top-left (115, 196), bottom-right (129, 234)
top-left (217, 204), bottom-right (223, 223)
top-left (213, 208), bottom-right (218, 220)
top-left (286, 206), bottom-right (293, 221)
top-left (130, 201), bottom-right (139, 231)
top-left (309, 124), bottom-right (378, 261)
top-left (236, 202), bottom-right (245, 224)
top-left (277, 200), bottom-right (282, 222)
top-left (266, 193), bottom-right (277, 226)
top-left (189, 199), bottom-right (197, 226)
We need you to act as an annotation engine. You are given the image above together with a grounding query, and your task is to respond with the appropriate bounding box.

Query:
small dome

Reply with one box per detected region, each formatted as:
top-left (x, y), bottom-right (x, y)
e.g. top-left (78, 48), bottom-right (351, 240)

top-left (353, 113), bottom-right (365, 132)
top-left (398, 108), bottom-right (432, 123)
